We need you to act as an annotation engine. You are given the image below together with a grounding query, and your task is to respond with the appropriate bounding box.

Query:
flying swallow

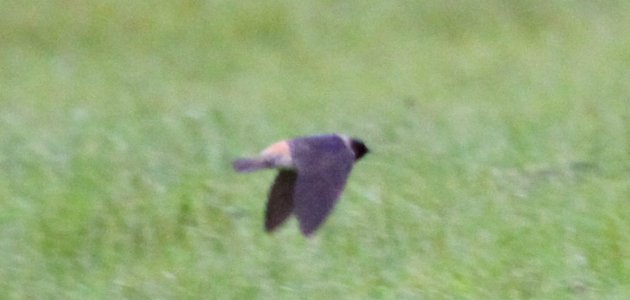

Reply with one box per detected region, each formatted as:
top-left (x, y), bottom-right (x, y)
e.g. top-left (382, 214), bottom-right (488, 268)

top-left (233, 134), bottom-right (369, 236)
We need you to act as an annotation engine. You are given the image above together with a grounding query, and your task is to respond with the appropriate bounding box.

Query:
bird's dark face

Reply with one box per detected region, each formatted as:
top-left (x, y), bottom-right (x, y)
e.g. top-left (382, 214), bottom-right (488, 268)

top-left (350, 138), bottom-right (369, 161)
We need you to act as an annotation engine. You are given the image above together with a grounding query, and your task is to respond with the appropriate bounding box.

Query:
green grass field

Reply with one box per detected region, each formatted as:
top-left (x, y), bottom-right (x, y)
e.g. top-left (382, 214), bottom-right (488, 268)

top-left (1, 1), bottom-right (629, 298)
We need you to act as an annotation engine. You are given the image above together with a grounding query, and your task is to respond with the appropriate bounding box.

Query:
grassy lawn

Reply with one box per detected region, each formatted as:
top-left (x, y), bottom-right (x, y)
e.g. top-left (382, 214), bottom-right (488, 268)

top-left (1, 1), bottom-right (629, 298)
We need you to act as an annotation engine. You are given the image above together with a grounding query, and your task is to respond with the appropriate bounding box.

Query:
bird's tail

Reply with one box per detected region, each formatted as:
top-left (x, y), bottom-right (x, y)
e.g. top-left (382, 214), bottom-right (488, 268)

top-left (232, 157), bottom-right (270, 172)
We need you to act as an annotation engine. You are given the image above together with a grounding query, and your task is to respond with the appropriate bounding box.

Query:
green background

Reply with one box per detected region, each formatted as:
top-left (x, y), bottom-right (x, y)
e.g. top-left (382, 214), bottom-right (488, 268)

top-left (1, 1), bottom-right (629, 298)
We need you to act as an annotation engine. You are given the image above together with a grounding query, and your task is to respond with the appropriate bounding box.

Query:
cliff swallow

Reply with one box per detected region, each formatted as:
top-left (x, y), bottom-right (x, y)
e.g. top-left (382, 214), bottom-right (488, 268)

top-left (233, 134), bottom-right (369, 236)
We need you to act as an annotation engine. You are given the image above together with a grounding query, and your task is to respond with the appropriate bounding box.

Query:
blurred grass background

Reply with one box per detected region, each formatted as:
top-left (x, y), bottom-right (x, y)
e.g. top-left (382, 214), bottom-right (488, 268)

top-left (1, 0), bottom-right (629, 298)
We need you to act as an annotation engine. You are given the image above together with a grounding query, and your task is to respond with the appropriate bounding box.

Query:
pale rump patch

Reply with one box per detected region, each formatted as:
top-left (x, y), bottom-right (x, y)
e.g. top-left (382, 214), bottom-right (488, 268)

top-left (260, 140), bottom-right (293, 168)
top-left (261, 141), bottom-right (290, 156)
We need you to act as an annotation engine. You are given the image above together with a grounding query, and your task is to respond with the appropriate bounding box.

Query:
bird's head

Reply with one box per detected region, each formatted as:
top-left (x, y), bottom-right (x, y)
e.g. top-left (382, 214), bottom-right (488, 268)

top-left (350, 138), bottom-right (369, 161)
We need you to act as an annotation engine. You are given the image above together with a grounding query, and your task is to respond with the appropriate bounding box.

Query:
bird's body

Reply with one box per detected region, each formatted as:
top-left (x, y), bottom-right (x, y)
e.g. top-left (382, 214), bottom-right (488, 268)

top-left (233, 134), bottom-right (368, 236)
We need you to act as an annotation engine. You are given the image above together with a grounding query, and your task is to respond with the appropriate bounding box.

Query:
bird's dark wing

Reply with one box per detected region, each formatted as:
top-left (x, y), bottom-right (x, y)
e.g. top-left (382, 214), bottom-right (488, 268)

top-left (265, 170), bottom-right (298, 232)
top-left (289, 135), bottom-right (355, 236)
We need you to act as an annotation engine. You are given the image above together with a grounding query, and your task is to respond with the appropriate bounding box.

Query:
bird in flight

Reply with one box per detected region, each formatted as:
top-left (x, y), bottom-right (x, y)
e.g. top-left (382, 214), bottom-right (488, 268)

top-left (233, 134), bottom-right (369, 236)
